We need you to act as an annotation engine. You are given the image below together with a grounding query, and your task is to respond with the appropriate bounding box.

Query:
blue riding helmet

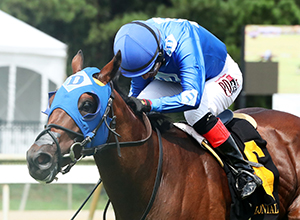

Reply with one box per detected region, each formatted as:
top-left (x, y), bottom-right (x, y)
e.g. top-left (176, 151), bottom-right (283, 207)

top-left (113, 21), bottom-right (162, 78)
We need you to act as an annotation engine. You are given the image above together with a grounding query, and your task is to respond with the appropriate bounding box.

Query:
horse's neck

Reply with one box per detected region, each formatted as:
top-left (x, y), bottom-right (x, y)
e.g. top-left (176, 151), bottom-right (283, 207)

top-left (94, 92), bottom-right (157, 218)
top-left (114, 95), bottom-right (147, 138)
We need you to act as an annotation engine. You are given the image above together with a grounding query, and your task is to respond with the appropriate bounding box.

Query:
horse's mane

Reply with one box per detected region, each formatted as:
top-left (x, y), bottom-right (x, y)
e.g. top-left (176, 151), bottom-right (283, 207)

top-left (112, 73), bottom-right (173, 133)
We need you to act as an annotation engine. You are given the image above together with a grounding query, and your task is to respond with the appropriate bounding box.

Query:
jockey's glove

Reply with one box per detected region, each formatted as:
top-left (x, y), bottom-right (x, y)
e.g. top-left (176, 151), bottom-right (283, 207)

top-left (127, 96), bottom-right (152, 114)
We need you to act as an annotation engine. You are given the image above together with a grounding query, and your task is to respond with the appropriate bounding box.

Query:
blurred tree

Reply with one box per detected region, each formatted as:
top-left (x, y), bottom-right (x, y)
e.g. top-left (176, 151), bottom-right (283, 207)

top-left (1, 0), bottom-right (300, 109)
top-left (0, 0), bottom-right (171, 72)
top-left (156, 0), bottom-right (300, 63)
top-left (2, 0), bottom-right (300, 72)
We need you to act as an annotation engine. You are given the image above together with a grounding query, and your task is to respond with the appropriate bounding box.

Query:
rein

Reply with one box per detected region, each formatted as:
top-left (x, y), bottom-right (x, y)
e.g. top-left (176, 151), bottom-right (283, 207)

top-left (81, 113), bottom-right (153, 156)
top-left (36, 85), bottom-right (164, 220)
top-left (141, 127), bottom-right (163, 220)
top-left (72, 113), bottom-right (163, 220)
top-left (78, 112), bottom-right (163, 220)
top-left (72, 125), bottom-right (163, 220)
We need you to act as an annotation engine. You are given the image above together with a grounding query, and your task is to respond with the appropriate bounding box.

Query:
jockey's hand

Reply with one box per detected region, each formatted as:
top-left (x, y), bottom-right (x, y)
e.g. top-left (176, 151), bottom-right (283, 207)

top-left (127, 97), bottom-right (152, 114)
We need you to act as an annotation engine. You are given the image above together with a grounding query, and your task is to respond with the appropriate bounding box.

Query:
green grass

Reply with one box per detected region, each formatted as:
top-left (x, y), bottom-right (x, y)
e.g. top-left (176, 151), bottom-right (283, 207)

top-left (0, 183), bottom-right (109, 210)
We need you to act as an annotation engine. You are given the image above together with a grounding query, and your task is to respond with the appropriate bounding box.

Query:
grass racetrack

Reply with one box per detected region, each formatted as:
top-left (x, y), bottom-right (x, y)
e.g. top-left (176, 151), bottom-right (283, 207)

top-left (0, 184), bottom-right (116, 219)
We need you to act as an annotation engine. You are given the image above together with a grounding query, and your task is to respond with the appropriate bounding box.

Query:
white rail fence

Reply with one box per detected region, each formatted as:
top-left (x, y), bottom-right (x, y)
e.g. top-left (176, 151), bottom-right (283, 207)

top-left (0, 163), bottom-right (101, 220)
top-left (0, 121), bottom-right (104, 220)
top-left (0, 120), bottom-right (43, 155)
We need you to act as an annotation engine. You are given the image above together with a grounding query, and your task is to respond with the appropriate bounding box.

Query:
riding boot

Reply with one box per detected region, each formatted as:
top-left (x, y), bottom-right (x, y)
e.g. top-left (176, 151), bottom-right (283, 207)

top-left (193, 112), bottom-right (262, 200)
top-left (214, 135), bottom-right (262, 199)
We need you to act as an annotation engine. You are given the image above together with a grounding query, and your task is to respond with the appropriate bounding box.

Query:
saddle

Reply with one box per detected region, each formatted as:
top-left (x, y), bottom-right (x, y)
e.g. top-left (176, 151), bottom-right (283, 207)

top-left (174, 109), bottom-right (256, 167)
top-left (174, 110), bottom-right (280, 220)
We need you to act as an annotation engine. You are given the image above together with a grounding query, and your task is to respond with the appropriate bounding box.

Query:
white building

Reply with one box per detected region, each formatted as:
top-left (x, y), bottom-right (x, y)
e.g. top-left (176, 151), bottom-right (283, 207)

top-left (0, 10), bottom-right (67, 154)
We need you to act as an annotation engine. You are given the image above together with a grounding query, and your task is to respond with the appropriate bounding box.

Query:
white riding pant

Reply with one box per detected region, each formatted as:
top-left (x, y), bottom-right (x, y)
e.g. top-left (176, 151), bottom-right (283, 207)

top-left (137, 54), bottom-right (243, 126)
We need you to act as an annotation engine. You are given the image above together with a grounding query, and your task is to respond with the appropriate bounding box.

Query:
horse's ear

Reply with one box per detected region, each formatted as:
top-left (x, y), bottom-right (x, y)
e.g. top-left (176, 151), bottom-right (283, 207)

top-left (72, 50), bottom-right (84, 74)
top-left (97, 50), bottom-right (121, 84)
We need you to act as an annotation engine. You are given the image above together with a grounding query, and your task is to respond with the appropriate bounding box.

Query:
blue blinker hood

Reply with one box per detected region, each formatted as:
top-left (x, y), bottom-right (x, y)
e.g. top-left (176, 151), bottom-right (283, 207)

top-left (46, 67), bottom-right (112, 148)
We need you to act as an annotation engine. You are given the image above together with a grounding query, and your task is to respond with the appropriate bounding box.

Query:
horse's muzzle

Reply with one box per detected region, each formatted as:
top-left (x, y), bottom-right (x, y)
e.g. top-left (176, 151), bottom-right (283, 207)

top-left (26, 145), bottom-right (58, 183)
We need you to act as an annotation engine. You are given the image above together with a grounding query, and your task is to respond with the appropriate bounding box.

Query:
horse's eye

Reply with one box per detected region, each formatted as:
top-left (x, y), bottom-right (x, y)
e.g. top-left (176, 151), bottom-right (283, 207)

top-left (80, 101), bottom-right (96, 114)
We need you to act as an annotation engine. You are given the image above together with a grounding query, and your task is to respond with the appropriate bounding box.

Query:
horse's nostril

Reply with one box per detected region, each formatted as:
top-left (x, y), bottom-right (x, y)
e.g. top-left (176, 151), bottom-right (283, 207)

top-left (33, 152), bottom-right (53, 169)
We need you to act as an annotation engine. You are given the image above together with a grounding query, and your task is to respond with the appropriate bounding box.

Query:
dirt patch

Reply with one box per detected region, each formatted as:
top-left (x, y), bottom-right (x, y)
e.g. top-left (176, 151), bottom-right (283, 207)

top-left (0, 209), bottom-right (115, 220)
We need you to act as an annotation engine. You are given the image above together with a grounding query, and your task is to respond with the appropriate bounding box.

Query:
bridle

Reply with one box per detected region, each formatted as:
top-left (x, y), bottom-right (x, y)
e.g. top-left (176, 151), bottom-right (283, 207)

top-left (35, 83), bottom-right (117, 174)
top-left (34, 123), bottom-right (85, 174)
top-left (35, 83), bottom-right (164, 220)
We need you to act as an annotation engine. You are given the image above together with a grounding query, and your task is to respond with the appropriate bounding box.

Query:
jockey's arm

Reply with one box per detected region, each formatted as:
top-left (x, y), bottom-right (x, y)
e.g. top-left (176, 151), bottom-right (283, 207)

top-left (149, 38), bottom-right (205, 113)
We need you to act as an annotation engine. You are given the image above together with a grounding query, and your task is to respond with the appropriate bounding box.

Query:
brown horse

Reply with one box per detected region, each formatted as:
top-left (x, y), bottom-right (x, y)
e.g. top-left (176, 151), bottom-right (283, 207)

top-left (27, 50), bottom-right (300, 220)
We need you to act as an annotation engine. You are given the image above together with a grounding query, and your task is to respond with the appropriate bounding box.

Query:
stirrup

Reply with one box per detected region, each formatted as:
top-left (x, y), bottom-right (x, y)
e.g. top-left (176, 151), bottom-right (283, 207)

top-left (235, 170), bottom-right (262, 199)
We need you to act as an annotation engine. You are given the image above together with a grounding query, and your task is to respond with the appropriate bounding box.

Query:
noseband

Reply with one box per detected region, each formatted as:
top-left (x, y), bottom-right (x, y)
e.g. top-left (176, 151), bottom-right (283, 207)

top-left (34, 123), bottom-right (84, 174)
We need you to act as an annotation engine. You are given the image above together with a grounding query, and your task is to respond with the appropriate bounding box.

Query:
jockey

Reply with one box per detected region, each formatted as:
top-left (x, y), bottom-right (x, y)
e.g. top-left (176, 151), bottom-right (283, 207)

top-left (113, 17), bottom-right (262, 200)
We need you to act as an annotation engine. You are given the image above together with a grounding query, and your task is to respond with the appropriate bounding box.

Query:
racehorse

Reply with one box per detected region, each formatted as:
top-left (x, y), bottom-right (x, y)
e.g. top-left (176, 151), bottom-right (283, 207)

top-left (27, 50), bottom-right (300, 220)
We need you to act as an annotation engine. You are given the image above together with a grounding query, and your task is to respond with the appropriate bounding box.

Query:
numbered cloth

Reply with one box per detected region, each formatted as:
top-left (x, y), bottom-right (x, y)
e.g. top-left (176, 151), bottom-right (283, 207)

top-left (225, 118), bottom-right (280, 220)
